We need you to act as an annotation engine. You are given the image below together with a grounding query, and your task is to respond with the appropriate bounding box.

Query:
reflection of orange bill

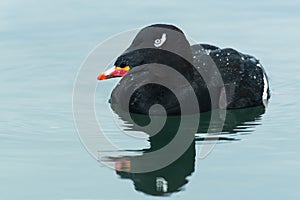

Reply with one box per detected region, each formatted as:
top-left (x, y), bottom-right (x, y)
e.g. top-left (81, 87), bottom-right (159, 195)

top-left (114, 158), bottom-right (131, 172)
top-left (97, 66), bottom-right (130, 80)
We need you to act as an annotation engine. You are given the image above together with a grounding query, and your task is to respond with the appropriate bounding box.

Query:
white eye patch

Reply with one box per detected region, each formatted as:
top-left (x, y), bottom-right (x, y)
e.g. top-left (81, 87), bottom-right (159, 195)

top-left (154, 33), bottom-right (167, 48)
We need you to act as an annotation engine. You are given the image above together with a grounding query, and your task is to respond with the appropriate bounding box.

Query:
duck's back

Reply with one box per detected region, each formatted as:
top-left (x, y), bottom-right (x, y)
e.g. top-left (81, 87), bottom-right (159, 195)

top-left (191, 44), bottom-right (270, 109)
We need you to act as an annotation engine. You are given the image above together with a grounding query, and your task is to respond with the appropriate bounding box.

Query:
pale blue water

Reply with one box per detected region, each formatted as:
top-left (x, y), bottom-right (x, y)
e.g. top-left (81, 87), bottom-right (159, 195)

top-left (1, 0), bottom-right (300, 199)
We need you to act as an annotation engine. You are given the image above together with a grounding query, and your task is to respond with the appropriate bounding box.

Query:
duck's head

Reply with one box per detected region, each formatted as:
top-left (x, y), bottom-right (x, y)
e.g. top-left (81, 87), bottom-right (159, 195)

top-left (97, 24), bottom-right (193, 80)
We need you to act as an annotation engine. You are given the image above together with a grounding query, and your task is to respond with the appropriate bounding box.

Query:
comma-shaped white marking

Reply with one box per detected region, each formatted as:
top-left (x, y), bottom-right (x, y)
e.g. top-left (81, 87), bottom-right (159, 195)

top-left (154, 33), bottom-right (167, 48)
top-left (156, 177), bottom-right (168, 192)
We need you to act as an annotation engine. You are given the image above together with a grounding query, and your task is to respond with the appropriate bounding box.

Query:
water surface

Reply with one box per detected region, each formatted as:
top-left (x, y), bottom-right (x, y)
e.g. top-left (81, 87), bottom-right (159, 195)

top-left (1, 0), bottom-right (300, 199)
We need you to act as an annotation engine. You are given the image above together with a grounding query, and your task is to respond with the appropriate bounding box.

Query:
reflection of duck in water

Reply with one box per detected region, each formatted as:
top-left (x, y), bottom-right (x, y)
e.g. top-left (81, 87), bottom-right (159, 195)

top-left (107, 115), bottom-right (196, 196)
top-left (102, 106), bottom-right (266, 196)
top-left (197, 105), bottom-right (266, 134)
top-left (114, 139), bottom-right (195, 196)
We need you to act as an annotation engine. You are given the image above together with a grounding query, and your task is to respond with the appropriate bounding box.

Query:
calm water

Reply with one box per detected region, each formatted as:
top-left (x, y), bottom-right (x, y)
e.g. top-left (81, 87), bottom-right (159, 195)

top-left (1, 0), bottom-right (300, 199)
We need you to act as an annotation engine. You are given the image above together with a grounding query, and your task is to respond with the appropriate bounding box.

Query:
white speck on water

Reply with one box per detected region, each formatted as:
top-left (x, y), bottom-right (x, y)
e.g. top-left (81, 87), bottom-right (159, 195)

top-left (226, 58), bottom-right (229, 61)
top-left (226, 62), bottom-right (229, 65)
top-left (253, 75), bottom-right (257, 79)
top-left (241, 57), bottom-right (245, 60)
top-left (227, 52), bottom-right (231, 56)
top-left (203, 62), bottom-right (206, 66)
top-left (256, 63), bottom-right (261, 68)
top-left (216, 54), bottom-right (219, 57)
top-left (193, 56), bottom-right (196, 59)
top-left (50, 126), bottom-right (60, 129)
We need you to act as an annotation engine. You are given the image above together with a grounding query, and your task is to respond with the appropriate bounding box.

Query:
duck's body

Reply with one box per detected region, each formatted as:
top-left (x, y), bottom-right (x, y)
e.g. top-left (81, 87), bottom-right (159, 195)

top-left (98, 24), bottom-right (270, 115)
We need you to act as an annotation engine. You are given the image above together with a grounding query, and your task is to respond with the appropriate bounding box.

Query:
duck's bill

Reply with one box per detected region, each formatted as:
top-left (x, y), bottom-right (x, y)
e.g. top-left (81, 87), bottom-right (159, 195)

top-left (97, 66), bottom-right (130, 80)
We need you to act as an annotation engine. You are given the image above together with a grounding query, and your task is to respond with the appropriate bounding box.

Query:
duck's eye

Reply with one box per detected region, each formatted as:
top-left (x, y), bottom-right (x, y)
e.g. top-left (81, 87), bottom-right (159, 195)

top-left (119, 62), bottom-right (127, 68)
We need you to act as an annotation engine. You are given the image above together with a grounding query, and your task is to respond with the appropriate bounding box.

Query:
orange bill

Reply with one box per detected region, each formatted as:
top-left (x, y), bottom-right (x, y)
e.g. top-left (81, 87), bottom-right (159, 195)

top-left (97, 66), bottom-right (130, 80)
